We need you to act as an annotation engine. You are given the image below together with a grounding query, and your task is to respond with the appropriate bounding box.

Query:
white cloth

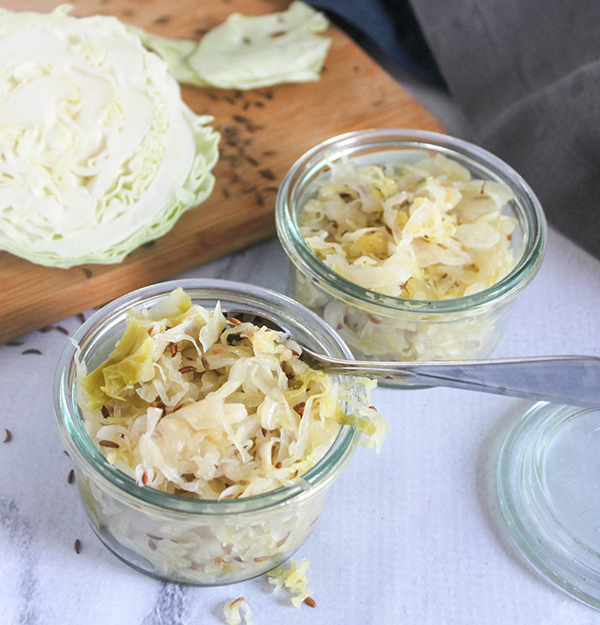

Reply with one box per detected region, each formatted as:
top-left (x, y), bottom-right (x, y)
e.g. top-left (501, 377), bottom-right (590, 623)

top-left (1, 227), bottom-right (599, 624)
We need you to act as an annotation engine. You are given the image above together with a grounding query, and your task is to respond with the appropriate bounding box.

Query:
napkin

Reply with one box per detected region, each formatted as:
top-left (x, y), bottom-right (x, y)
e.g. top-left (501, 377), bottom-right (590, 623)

top-left (310, 0), bottom-right (600, 261)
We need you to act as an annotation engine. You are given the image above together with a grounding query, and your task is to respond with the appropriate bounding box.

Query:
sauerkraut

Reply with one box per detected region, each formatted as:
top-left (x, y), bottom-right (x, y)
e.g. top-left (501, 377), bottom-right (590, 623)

top-left (293, 155), bottom-right (519, 363)
top-left (223, 597), bottom-right (254, 625)
top-left (77, 288), bottom-right (386, 499)
top-left (300, 155), bottom-right (516, 299)
top-left (73, 288), bottom-right (387, 583)
top-left (268, 557), bottom-right (313, 607)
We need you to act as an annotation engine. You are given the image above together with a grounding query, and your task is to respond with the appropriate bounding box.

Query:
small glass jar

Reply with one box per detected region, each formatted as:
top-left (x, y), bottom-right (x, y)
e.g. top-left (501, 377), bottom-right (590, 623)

top-left (276, 129), bottom-right (547, 374)
top-left (54, 279), bottom-right (361, 585)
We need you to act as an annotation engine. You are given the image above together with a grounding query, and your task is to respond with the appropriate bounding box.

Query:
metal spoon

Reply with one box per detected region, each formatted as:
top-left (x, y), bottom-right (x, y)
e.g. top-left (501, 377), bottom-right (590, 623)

top-left (228, 311), bottom-right (600, 409)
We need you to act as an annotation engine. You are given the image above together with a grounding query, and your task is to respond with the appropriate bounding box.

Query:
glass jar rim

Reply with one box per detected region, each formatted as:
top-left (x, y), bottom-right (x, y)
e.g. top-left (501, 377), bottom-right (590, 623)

top-left (54, 279), bottom-right (361, 516)
top-left (276, 128), bottom-right (547, 315)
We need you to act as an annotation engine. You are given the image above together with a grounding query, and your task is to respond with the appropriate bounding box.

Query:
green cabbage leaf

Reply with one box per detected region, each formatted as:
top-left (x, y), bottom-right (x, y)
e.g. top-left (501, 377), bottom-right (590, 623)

top-left (131, 1), bottom-right (331, 90)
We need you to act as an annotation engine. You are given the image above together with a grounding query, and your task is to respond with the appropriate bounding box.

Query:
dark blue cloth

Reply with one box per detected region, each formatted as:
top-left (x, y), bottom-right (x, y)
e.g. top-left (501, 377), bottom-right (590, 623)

top-left (308, 0), bottom-right (445, 87)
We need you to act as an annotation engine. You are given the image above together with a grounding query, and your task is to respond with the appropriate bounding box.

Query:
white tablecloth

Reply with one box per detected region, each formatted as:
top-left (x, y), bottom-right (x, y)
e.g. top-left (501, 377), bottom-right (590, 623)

top-left (1, 87), bottom-right (600, 625)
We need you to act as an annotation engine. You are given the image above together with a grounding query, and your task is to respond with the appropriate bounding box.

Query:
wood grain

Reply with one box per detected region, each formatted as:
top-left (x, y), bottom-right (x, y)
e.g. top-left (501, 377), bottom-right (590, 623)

top-left (0, 0), bottom-right (444, 343)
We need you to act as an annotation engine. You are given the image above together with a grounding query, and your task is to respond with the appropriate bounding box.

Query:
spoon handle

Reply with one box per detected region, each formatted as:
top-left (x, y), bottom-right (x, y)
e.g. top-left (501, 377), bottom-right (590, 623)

top-left (316, 355), bottom-right (600, 408)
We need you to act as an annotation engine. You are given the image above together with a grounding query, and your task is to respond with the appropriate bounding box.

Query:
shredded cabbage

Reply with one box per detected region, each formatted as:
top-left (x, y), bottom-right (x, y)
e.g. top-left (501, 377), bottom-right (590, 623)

top-left (267, 557), bottom-right (313, 608)
top-left (223, 598), bottom-right (254, 625)
top-left (300, 155), bottom-right (517, 299)
top-left (0, 5), bottom-right (219, 268)
top-left (77, 288), bottom-right (388, 501)
top-left (292, 155), bottom-right (519, 362)
top-left (132, 2), bottom-right (330, 90)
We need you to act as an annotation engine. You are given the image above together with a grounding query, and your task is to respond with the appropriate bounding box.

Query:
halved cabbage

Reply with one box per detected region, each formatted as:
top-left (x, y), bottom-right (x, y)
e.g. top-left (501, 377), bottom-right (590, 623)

top-left (0, 5), bottom-right (219, 268)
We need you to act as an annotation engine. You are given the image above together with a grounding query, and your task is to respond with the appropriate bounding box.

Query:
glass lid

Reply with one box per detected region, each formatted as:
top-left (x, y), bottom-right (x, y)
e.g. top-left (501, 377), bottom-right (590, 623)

top-left (498, 402), bottom-right (600, 610)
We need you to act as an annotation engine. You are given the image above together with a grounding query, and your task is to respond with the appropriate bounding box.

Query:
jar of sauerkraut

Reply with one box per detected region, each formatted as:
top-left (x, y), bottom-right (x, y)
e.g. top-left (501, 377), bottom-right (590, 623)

top-left (54, 280), bottom-right (363, 585)
top-left (276, 129), bottom-right (546, 380)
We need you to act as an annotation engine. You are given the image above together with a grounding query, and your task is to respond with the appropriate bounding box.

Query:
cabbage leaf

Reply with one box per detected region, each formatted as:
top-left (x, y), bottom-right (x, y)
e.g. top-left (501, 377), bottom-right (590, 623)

top-left (131, 1), bottom-right (331, 90)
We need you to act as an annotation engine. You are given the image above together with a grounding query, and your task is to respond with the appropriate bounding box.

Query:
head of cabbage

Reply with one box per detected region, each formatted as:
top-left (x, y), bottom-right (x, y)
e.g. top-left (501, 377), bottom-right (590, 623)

top-left (0, 5), bottom-right (219, 268)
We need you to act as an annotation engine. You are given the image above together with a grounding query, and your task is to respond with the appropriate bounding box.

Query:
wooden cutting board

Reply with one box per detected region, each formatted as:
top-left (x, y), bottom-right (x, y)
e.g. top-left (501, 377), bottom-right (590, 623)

top-left (0, 0), bottom-right (444, 343)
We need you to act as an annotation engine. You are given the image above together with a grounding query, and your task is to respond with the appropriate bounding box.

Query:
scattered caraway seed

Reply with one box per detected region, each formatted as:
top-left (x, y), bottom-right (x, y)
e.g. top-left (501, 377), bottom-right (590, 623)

top-left (169, 342), bottom-right (178, 357)
top-left (6, 340), bottom-right (24, 346)
top-left (74, 539), bottom-right (81, 554)
top-left (67, 469), bottom-right (75, 484)
top-left (304, 597), bottom-right (317, 608)
top-left (101, 405), bottom-right (110, 419)
top-left (246, 155), bottom-right (259, 166)
top-left (259, 168), bottom-right (276, 181)
top-left (254, 101), bottom-right (264, 108)
top-left (80, 267), bottom-right (93, 278)
top-left (257, 195), bottom-right (265, 207)
top-left (22, 349), bottom-right (42, 355)
top-left (262, 150), bottom-right (277, 156)
top-left (40, 324), bottom-right (68, 334)
top-left (264, 186), bottom-right (278, 193)
top-left (243, 101), bottom-right (251, 111)
top-left (3, 429), bottom-right (11, 443)
top-left (224, 96), bottom-right (235, 105)
top-left (179, 365), bottom-right (196, 374)
top-left (77, 313), bottom-right (86, 324)
top-left (63, 450), bottom-right (70, 457)
top-left (99, 440), bottom-right (119, 448)
top-left (222, 188), bottom-right (230, 198)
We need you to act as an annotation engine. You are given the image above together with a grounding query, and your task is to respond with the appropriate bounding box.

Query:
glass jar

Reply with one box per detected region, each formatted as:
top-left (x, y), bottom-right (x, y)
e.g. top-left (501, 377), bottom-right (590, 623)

top-left (54, 279), bottom-right (361, 585)
top-left (276, 129), bottom-right (547, 375)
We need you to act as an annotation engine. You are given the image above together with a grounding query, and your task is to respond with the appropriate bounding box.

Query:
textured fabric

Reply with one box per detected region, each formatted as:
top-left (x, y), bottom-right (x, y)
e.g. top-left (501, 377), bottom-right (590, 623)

top-left (310, 0), bottom-right (600, 260)
top-left (407, 0), bottom-right (600, 259)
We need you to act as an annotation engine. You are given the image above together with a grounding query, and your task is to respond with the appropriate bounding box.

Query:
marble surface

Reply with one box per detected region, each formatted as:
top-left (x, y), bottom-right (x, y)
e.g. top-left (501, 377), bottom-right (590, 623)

top-left (1, 82), bottom-right (600, 623)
